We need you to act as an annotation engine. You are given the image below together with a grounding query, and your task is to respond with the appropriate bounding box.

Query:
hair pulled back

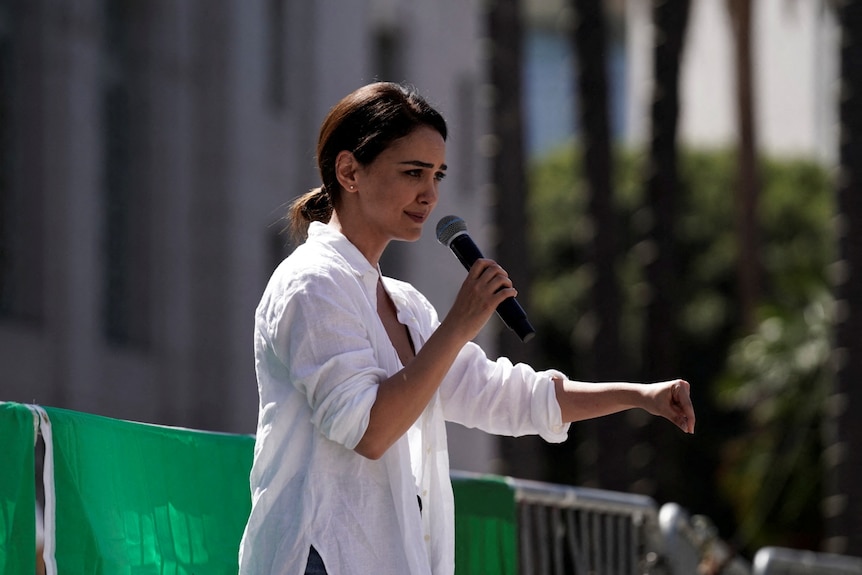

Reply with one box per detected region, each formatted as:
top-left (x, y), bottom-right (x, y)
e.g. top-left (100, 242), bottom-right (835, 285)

top-left (287, 82), bottom-right (447, 242)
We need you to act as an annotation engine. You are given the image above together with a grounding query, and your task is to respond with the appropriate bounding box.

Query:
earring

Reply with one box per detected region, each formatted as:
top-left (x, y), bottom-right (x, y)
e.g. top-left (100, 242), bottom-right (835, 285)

top-left (350, 185), bottom-right (355, 190)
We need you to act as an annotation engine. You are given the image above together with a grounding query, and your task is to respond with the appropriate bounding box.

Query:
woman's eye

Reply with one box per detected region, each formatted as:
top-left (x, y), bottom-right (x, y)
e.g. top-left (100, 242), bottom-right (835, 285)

top-left (434, 172), bottom-right (447, 182)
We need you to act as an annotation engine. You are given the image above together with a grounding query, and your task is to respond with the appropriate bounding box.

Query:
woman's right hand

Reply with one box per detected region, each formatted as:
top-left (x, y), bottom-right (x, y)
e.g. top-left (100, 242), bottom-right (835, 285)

top-left (357, 258), bottom-right (516, 459)
top-left (441, 258), bottom-right (517, 342)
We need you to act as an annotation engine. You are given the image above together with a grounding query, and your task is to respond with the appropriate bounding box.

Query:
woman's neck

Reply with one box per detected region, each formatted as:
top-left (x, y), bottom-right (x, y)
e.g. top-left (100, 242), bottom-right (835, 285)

top-left (327, 213), bottom-right (386, 268)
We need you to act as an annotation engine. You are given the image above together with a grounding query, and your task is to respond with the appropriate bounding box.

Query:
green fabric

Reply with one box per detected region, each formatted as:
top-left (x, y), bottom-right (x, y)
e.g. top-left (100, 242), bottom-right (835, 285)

top-left (44, 407), bottom-right (254, 575)
top-left (452, 474), bottom-right (518, 575)
top-left (0, 402), bottom-right (37, 575)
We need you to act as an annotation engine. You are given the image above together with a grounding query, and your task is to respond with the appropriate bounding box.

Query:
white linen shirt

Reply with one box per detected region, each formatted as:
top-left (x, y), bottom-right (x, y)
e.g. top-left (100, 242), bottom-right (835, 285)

top-left (238, 222), bottom-right (570, 575)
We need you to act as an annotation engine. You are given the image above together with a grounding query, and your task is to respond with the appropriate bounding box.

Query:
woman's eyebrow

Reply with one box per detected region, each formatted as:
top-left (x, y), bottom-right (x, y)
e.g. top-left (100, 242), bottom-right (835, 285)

top-left (399, 160), bottom-right (448, 171)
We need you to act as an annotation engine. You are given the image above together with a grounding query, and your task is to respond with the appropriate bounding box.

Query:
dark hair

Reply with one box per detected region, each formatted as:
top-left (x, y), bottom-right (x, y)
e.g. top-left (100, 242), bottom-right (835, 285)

top-left (286, 82), bottom-right (447, 242)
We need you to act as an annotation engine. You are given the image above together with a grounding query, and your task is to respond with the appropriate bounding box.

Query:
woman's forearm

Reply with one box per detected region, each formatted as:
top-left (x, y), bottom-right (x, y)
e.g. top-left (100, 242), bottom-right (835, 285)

top-left (353, 320), bottom-right (468, 459)
top-left (553, 377), bottom-right (695, 434)
top-left (553, 378), bottom-right (644, 421)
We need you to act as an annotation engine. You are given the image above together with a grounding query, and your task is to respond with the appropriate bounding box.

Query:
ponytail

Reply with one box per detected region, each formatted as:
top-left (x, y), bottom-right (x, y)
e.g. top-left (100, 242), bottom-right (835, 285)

top-left (286, 186), bottom-right (333, 243)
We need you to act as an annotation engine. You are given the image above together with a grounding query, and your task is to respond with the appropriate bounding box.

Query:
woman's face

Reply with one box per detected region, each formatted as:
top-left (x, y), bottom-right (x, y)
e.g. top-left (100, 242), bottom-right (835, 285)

top-left (351, 125), bottom-right (447, 246)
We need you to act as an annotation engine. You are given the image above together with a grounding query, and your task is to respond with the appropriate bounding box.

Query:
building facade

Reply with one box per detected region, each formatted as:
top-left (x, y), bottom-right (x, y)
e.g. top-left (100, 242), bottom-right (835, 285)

top-left (0, 0), bottom-right (500, 474)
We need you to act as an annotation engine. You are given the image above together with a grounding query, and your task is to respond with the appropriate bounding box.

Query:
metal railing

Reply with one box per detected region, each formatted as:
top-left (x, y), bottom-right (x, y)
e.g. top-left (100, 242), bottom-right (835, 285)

top-left (753, 547), bottom-right (862, 575)
top-left (502, 475), bottom-right (664, 575)
top-left (452, 470), bottom-right (862, 575)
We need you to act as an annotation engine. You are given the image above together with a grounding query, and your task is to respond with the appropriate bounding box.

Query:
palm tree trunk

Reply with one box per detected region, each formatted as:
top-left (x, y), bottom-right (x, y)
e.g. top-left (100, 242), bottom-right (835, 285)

top-left (644, 0), bottom-right (689, 384)
top-left (825, 0), bottom-right (862, 556)
top-left (487, 0), bottom-right (547, 481)
top-left (642, 0), bottom-right (691, 502)
top-left (572, 0), bottom-right (621, 382)
top-left (571, 0), bottom-right (631, 491)
top-left (727, 0), bottom-right (761, 333)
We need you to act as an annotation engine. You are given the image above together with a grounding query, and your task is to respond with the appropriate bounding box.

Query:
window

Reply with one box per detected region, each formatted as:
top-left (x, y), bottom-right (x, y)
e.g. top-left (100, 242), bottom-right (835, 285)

top-left (267, 226), bottom-right (290, 281)
top-left (456, 75), bottom-right (476, 198)
top-left (373, 25), bottom-right (404, 83)
top-left (0, 1), bottom-right (43, 322)
top-left (0, 3), bottom-right (16, 315)
top-left (267, 0), bottom-right (287, 111)
top-left (100, 1), bottom-right (150, 346)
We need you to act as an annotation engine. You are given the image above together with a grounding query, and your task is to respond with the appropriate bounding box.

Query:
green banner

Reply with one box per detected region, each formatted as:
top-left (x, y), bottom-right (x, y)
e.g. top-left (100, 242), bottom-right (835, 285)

top-left (0, 402), bottom-right (37, 575)
top-left (44, 407), bottom-right (254, 575)
top-left (452, 474), bottom-right (518, 575)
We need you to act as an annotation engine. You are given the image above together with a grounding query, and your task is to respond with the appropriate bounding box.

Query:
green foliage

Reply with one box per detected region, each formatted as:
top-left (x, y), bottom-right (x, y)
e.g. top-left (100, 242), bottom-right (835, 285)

top-left (527, 147), bottom-right (650, 374)
top-left (528, 144), bottom-right (833, 359)
top-left (716, 293), bottom-right (833, 551)
top-left (527, 143), bottom-right (835, 553)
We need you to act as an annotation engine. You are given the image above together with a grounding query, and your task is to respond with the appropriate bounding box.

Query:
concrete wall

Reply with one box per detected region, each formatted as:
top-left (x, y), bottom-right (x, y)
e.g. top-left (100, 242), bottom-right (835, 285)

top-left (0, 0), bottom-right (499, 472)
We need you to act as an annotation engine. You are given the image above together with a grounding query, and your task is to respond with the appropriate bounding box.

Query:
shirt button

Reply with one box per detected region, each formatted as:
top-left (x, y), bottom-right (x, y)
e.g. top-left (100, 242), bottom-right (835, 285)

top-left (424, 534), bottom-right (431, 542)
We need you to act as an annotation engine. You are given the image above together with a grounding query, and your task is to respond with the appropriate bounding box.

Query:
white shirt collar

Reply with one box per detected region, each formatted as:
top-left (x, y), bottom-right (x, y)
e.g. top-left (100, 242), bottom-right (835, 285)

top-left (308, 221), bottom-right (381, 300)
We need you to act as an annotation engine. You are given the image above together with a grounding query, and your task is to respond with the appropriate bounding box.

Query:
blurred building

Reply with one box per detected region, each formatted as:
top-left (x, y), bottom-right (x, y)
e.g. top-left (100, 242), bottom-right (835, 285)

top-left (0, 0), bottom-right (840, 478)
top-left (0, 0), bottom-right (503, 472)
top-left (523, 0), bottom-right (629, 157)
top-left (626, 0), bottom-right (838, 162)
top-left (524, 0), bottom-right (837, 163)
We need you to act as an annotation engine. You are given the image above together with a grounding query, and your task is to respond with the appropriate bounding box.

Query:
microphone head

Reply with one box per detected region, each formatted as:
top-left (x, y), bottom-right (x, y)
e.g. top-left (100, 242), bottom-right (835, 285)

top-left (435, 215), bottom-right (467, 247)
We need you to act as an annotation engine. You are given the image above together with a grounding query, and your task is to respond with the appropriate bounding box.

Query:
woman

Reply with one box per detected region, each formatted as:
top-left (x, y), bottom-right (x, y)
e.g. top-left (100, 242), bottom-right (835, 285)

top-left (238, 82), bottom-right (695, 575)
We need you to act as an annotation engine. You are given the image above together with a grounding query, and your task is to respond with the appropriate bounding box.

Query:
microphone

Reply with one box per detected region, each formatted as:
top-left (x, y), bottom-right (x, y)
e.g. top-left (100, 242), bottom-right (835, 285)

top-left (435, 215), bottom-right (536, 342)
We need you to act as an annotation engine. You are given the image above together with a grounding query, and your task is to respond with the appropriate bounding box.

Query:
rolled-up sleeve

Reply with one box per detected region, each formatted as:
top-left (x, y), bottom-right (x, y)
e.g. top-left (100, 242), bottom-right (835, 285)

top-left (265, 272), bottom-right (385, 450)
top-left (438, 342), bottom-right (570, 443)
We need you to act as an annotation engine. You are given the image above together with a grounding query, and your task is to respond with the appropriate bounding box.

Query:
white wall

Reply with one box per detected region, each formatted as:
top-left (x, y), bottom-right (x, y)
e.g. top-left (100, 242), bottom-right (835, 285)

top-left (626, 0), bottom-right (838, 163)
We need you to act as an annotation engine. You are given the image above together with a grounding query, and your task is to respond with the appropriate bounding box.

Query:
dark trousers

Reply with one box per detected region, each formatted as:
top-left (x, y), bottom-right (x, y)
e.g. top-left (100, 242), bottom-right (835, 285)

top-left (305, 546), bottom-right (327, 575)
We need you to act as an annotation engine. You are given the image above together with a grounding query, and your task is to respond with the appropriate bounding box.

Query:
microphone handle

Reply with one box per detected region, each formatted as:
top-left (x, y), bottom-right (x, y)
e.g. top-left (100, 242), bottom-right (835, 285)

top-left (448, 233), bottom-right (484, 270)
top-left (449, 235), bottom-right (536, 342)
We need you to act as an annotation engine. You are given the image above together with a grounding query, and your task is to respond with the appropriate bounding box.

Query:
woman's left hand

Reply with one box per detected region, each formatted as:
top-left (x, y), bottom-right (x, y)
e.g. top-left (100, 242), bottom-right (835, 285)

top-left (644, 379), bottom-right (696, 434)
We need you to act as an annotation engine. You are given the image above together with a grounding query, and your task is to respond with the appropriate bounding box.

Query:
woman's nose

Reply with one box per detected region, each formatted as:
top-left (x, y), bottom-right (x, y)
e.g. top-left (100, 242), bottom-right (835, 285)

top-left (419, 180), bottom-right (438, 205)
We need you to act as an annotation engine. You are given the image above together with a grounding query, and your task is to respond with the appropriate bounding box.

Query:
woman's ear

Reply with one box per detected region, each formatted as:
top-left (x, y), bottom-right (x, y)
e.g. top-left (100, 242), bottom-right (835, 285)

top-left (335, 151), bottom-right (360, 193)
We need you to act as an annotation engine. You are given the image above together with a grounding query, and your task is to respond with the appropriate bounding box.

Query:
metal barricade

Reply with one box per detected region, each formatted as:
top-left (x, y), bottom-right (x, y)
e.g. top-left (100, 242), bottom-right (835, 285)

top-left (753, 547), bottom-right (862, 575)
top-left (450, 471), bottom-right (862, 575)
top-left (507, 476), bottom-right (664, 575)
